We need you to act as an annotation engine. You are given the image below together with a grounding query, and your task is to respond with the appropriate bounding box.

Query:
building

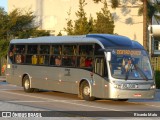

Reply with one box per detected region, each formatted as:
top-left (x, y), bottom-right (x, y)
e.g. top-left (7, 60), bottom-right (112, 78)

top-left (8, 0), bottom-right (143, 45)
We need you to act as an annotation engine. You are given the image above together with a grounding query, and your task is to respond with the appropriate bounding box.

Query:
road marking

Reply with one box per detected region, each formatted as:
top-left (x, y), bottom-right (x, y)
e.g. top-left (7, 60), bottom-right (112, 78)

top-left (0, 84), bottom-right (19, 87)
top-left (1, 90), bottom-right (160, 110)
top-left (144, 104), bottom-right (160, 108)
top-left (0, 90), bottom-right (120, 111)
top-left (127, 101), bottom-right (160, 108)
top-left (4, 100), bottom-right (84, 103)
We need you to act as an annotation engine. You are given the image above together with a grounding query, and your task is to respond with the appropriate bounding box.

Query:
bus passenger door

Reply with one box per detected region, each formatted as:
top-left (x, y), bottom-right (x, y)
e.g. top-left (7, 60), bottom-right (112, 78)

top-left (93, 57), bottom-right (106, 98)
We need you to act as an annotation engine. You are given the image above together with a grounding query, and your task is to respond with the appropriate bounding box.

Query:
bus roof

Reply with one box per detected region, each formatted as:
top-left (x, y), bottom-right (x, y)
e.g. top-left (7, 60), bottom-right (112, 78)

top-left (10, 34), bottom-right (144, 50)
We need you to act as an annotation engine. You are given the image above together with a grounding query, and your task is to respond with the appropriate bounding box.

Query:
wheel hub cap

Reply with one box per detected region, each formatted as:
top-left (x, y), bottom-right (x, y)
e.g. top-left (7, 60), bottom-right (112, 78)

top-left (25, 80), bottom-right (30, 89)
top-left (83, 86), bottom-right (90, 95)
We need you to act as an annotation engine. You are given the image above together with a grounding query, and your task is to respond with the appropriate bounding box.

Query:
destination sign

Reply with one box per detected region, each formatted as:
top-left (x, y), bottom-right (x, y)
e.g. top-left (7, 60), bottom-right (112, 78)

top-left (116, 50), bottom-right (141, 56)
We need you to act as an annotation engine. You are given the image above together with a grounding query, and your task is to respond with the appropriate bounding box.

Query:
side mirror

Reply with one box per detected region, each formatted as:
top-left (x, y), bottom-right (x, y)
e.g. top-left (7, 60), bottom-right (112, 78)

top-left (107, 52), bottom-right (111, 61)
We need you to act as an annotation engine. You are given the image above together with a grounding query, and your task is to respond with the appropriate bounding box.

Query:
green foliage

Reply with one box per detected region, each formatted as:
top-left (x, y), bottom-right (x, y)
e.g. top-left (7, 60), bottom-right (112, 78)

top-left (87, 15), bottom-right (94, 33)
top-left (93, 0), bottom-right (119, 8)
top-left (0, 40), bottom-right (9, 57)
top-left (65, 19), bottom-right (74, 35)
top-left (57, 31), bottom-right (62, 36)
top-left (111, 0), bottom-right (119, 9)
top-left (0, 7), bottom-right (50, 57)
top-left (0, 8), bottom-right (8, 40)
top-left (64, 0), bottom-right (115, 35)
top-left (93, 0), bottom-right (160, 24)
top-left (155, 71), bottom-right (160, 89)
top-left (8, 9), bottom-right (37, 39)
top-left (92, 0), bottom-right (101, 3)
top-left (74, 0), bottom-right (89, 35)
top-left (32, 30), bottom-right (50, 37)
top-left (94, 2), bottom-right (114, 33)
top-left (64, 8), bottom-right (74, 35)
top-left (138, 0), bottom-right (160, 23)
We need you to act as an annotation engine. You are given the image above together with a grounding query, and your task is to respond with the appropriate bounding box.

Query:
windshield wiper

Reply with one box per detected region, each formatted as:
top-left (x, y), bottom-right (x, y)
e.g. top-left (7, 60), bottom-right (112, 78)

top-left (125, 64), bottom-right (148, 81)
top-left (133, 64), bottom-right (148, 81)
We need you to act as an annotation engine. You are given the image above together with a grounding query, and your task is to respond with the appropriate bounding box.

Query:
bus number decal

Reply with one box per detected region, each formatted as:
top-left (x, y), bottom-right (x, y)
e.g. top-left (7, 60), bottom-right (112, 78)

top-left (65, 69), bottom-right (71, 76)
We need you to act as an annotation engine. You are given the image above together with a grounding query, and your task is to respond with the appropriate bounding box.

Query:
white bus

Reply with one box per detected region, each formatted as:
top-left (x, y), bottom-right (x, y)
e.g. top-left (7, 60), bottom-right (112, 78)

top-left (6, 34), bottom-right (156, 101)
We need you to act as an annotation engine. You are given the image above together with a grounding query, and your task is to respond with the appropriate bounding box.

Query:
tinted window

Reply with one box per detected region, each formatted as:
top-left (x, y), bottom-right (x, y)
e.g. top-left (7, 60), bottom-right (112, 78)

top-left (27, 45), bottom-right (38, 54)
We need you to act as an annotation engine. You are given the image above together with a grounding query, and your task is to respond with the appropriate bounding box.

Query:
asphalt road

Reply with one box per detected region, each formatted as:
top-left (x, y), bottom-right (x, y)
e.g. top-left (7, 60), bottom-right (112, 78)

top-left (0, 79), bottom-right (160, 119)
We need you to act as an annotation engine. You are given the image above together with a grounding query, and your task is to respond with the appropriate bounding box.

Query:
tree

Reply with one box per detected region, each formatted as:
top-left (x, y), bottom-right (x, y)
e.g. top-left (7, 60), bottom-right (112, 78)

top-left (64, 8), bottom-right (74, 35)
top-left (74, 0), bottom-right (89, 35)
top-left (93, 0), bottom-right (160, 50)
top-left (57, 31), bottom-right (62, 36)
top-left (87, 15), bottom-right (94, 33)
top-left (143, 0), bottom-right (148, 50)
top-left (0, 40), bottom-right (9, 57)
top-left (7, 9), bottom-right (35, 39)
top-left (0, 8), bottom-right (8, 40)
top-left (0, 8), bottom-right (50, 57)
top-left (94, 1), bottom-right (114, 33)
top-left (139, 0), bottom-right (160, 49)
top-left (64, 0), bottom-right (114, 35)
top-left (0, 7), bottom-right (10, 58)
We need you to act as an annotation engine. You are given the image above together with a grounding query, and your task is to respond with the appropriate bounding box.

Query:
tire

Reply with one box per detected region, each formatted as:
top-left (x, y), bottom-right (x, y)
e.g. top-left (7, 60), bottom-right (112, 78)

top-left (80, 81), bottom-right (95, 101)
top-left (23, 76), bottom-right (35, 93)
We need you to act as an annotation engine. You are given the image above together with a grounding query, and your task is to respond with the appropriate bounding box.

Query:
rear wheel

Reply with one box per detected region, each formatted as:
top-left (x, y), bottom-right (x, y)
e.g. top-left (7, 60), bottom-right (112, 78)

top-left (80, 81), bottom-right (95, 101)
top-left (23, 76), bottom-right (35, 93)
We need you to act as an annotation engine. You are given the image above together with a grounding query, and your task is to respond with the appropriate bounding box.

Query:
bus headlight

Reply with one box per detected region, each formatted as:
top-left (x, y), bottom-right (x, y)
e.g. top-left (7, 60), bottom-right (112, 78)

top-left (150, 85), bottom-right (156, 89)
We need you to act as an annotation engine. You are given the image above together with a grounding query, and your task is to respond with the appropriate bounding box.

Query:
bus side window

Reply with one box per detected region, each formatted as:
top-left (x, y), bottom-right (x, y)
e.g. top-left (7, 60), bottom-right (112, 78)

top-left (9, 45), bottom-right (14, 62)
top-left (62, 45), bottom-right (77, 67)
top-left (51, 45), bottom-right (62, 66)
top-left (55, 56), bottom-right (61, 66)
top-left (80, 56), bottom-right (86, 67)
top-left (13, 45), bottom-right (26, 64)
top-left (28, 45), bottom-right (38, 54)
top-left (39, 45), bottom-right (50, 65)
top-left (39, 55), bottom-right (45, 64)
top-left (50, 55), bottom-right (55, 65)
top-left (79, 45), bottom-right (93, 69)
top-left (32, 55), bottom-right (38, 64)
top-left (15, 54), bottom-right (22, 63)
top-left (85, 57), bottom-right (92, 67)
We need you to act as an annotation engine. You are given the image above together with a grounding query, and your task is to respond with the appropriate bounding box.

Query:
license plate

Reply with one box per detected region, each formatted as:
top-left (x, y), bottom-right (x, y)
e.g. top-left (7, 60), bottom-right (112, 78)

top-left (134, 94), bottom-right (141, 97)
top-left (122, 84), bottom-right (136, 89)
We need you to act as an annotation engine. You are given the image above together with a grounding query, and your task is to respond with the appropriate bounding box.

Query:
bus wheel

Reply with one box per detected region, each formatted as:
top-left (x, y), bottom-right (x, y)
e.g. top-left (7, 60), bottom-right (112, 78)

top-left (80, 81), bottom-right (95, 101)
top-left (23, 76), bottom-right (34, 93)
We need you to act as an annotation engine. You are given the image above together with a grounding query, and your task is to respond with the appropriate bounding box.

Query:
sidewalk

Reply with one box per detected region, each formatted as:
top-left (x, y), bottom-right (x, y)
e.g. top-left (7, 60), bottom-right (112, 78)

top-left (0, 76), bottom-right (6, 82)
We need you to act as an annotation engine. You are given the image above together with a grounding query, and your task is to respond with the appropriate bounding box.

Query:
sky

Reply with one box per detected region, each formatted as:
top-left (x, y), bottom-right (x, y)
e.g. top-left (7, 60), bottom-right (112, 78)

top-left (0, 0), bottom-right (7, 11)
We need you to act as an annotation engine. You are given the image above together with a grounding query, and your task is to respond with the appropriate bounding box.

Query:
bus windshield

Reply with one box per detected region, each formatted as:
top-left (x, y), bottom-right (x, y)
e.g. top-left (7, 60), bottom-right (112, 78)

top-left (110, 49), bottom-right (153, 80)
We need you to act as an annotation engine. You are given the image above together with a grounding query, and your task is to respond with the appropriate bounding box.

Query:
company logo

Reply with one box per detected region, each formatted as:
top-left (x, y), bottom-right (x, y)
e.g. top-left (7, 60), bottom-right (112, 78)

top-left (2, 112), bottom-right (11, 117)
